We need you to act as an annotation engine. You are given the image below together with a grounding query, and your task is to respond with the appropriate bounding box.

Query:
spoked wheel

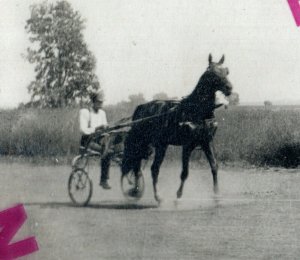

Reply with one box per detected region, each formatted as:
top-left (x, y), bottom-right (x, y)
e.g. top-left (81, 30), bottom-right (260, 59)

top-left (121, 171), bottom-right (145, 201)
top-left (68, 169), bottom-right (93, 206)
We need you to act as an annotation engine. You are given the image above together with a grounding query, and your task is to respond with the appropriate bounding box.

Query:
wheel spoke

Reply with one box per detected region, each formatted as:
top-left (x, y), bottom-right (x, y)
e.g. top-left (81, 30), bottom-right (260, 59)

top-left (68, 169), bottom-right (93, 206)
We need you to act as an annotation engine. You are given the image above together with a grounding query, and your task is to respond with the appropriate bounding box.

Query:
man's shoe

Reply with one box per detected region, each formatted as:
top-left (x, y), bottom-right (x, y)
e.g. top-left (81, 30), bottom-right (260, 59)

top-left (100, 181), bottom-right (111, 190)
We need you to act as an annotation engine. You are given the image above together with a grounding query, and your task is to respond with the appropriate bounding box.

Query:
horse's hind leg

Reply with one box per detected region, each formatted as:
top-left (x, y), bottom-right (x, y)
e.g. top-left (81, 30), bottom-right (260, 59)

top-left (133, 160), bottom-right (142, 189)
top-left (151, 145), bottom-right (167, 202)
top-left (202, 141), bottom-right (219, 194)
top-left (177, 145), bottom-right (196, 199)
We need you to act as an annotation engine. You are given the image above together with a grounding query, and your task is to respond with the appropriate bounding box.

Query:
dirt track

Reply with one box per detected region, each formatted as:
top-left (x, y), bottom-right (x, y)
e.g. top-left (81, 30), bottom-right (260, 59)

top-left (1, 161), bottom-right (300, 259)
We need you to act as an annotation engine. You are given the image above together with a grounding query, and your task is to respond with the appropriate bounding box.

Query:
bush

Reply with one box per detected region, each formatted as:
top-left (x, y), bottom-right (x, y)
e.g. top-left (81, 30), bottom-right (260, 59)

top-left (1, 108), bottom-right (80, 157)
top-left (214, 107), bottom-right (300, 167)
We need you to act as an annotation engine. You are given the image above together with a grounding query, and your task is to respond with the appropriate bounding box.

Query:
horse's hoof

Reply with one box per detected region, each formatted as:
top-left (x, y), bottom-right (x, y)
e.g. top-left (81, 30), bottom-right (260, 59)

top-left (213, 193), bottom-right (221, 201)
top-left (176, 190), bottom-right (182, 199)
top-left (214, 186), bottom-right (219, 194)
top-left (128, 188), bottom-right (139, 197)
top-left (154, 194), bottom-right (163, 203)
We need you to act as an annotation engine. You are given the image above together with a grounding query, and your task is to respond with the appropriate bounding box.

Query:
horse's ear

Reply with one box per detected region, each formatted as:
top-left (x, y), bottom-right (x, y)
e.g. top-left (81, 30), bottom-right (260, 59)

top-left (218, 55), bottom-right (225, 65)
top-left (208, 53), bottom-right (212, 64)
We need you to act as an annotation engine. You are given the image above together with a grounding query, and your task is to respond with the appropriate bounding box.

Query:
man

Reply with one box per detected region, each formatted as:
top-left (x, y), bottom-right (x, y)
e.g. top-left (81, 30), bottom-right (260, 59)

top-left (79, 91), bottom-right (112, 189)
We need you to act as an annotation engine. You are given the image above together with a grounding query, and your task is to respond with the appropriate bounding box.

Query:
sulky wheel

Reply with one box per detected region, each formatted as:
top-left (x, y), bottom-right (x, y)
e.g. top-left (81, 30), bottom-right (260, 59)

top-left (121, 170), bottom-right (145, 201)
top-left (71, 155), bottom-right (88, 170)
top-left (68, 169), bottom-right (93, 206)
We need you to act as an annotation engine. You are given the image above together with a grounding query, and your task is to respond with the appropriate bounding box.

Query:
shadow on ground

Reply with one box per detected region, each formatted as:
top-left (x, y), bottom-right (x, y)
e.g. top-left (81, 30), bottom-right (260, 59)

top-left (24, 201), bottom-right (159, 210)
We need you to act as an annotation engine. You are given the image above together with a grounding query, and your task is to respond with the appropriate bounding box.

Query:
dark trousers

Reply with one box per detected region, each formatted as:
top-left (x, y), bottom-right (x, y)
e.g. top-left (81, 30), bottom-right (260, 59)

top-left (80, 134), bottom-right (91, 149)
top-left (80, 134), bottom-right (111, 183)
top-left (100, 154), bottom-right (111, 182)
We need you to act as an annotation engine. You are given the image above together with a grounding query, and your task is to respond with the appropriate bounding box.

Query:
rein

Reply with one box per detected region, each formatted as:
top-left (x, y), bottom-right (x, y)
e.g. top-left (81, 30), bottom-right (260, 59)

top-left (104, 108), bottom-right (178, 132)
top-left (97, 102), bottom-right (223, 136)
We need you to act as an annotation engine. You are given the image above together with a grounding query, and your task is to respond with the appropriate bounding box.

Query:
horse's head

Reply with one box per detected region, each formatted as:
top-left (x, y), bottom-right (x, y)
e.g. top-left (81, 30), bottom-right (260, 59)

top-left (206, 54), bottom-right (232, 97)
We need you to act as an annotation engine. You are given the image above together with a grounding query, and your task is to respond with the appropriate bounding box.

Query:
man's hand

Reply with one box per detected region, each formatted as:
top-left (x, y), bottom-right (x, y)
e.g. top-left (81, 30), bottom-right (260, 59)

top-left (96, 125), bottom-right (109, 132)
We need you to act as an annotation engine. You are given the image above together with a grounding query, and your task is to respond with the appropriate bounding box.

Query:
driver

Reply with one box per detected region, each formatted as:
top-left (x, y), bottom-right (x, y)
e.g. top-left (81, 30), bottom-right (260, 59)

top-left (79, 91), bottom-right (112, 189)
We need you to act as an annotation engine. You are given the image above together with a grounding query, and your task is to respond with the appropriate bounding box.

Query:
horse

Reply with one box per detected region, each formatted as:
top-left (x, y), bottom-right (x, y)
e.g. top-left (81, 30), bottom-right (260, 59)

top-left (121, 54), bottom-right (233, 202)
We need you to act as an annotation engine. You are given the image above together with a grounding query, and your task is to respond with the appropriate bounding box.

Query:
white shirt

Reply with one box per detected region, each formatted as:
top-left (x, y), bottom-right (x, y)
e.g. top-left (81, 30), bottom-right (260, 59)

top-left (79, 108), bottom-right (108, 135)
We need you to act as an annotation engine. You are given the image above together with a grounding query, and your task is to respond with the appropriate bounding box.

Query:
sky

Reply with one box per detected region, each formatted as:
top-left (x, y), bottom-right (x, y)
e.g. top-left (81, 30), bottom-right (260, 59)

top-left (0, 0), bottom-right (300, 108)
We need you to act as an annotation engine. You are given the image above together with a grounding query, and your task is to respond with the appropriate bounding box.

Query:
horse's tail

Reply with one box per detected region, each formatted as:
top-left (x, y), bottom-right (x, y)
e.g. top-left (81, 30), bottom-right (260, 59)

top-left (121, 126), bottom-right (152, 174)
top-left (122, 101), bottom-right (166, 174)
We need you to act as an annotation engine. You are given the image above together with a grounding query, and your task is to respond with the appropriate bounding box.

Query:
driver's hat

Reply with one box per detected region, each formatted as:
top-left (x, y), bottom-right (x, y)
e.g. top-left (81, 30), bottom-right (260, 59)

top-left (90, 90), bottom-right (104, 103)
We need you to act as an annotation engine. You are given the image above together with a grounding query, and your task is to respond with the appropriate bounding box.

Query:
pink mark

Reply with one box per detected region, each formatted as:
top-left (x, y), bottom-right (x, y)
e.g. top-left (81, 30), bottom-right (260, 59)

top-left (287, 0), bottom-right (300, 26)
top-left (0, 204), bottom-right (38, 259)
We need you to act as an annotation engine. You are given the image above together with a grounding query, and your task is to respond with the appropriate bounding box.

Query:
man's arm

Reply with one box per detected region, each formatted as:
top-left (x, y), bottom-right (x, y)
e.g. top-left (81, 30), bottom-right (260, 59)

top-left (102, 110), bottom-right (108, 126)
top-left (79, 109), bottom-right (95, 135)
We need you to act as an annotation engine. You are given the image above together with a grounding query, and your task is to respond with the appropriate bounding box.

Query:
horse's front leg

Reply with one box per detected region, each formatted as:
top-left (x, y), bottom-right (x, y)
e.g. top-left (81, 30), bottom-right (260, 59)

top-left (151, 145), bottom-right (167, 202)
top-left (202, 141), bottom-right (219, 194)
top-left (177, 144), bottom-right (196, 199)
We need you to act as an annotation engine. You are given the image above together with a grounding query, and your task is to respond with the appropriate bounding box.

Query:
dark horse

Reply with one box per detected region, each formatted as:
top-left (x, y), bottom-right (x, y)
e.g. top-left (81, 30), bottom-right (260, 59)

top-left (121, 54), bottom-right (233, 202)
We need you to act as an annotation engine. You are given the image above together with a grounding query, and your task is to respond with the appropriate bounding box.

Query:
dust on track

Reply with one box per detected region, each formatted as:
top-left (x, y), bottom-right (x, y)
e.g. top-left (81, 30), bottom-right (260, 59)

top-left (1, 162), bottom-right (300, 259)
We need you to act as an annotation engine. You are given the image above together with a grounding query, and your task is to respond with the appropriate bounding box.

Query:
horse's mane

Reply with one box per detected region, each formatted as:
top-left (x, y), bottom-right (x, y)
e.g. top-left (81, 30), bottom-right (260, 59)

top-left (187, 71), bottom-right (216, 100)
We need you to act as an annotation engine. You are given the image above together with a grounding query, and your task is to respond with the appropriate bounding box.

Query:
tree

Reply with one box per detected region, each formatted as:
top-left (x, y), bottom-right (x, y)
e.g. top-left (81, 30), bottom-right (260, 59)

top-left (264, 100), bottom-right (272, 108)
top-left (25, 1), bottom-right (100, 108)
top-left (227, 92), bottom-right (239, 106)
top-left (128, 93), bottom-right (146, 107)
top-left (105, 93), bottom-right (147, 123)
top-left (152, 92), bottom-right (169, 100)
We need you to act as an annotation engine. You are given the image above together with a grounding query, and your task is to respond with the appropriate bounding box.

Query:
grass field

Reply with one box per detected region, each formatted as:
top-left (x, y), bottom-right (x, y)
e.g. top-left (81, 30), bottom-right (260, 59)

top-left (1, 105), bottom-right (300, 167)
